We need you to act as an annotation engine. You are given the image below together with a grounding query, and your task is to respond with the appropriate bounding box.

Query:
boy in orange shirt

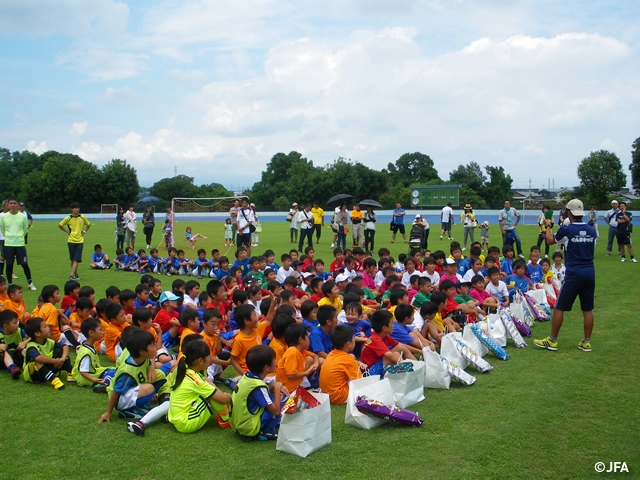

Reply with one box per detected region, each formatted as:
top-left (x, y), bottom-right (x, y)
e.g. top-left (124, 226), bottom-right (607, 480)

top-left (104, 303), bottom-right (130, 362)
top-left (268, 314), bottom-right (296, 375)
top-left (178, 308), bottom-right (200, 357)
top-left (275, 323), bottom-right (319, 392)
top-left (0, 276), bottom-right (8, 308)
top-left (69, 297), bottom-right (93, 334)
top-left (230, 298), bottom-right (276, 375)
top-left (320, 324), bottom-right (364, 404)
top-left (200, 308), bottom-right (231, 380)
top-left (1, 284), bottom-right (29, 323)
top-left (40, 284), bottom-right (78, 348)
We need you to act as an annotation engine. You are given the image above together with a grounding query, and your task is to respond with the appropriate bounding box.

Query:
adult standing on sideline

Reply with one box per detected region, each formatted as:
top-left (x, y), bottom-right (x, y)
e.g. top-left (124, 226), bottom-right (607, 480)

top-left (311, 201), bottom-right (324, 244)
top-left (391, 202), bottom-right (406, 243)
top-left (330, 205), bottom-right (340, 248)
top-left (459, 204), bottom-right (476, 250)
top-left (498, 200), bottom-right (524, 258)
top-left (250, 203), bottom-right (260, 247)
top-left (115, 206), bottom-right (126, 250)
top-left (363, 206), bottom-right (377, 252)
top-left (236, 198), bottom-right (255, 255)
top-left (615, 202), bottom-right (636, 263)
top-left (58, 201), bottom-right (91, 281)
top-left (288, 202), bottom-right (299, 243)
top-left (335, 203), bottom-right (350, 250)
top-left (440, 202), bottom-right (454, 240)
top-left (142, 205), bottom-right (155, 249)
top-left (0, 200), bottom-right (6, 277)
top-left (603, 200), bottom-right (620, 256)
top-left (19, 202), bottom-right (33, 244)
top-left (229, 199), bottom-right (240, 240)
top-left (351, 204), bottom-right (364, 247)
top-left (535, 199), bottom-right (596, 352)
top-left (0, 197), bottom-right (36, 290)
top-left (124, 205), bottom-right (137, 249)
top-left (297, 203), bottom-right (314, 252)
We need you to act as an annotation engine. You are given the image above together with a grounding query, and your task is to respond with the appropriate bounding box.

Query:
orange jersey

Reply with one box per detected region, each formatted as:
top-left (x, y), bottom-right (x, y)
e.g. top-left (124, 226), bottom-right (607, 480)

top-left (178, 327), bottom-right (198, 357)
top-left (39, 303), bottom-right (61, 341)
top-left (267, 337), bottom-right (287, 377)
top-left (0, 291), bottom-right (8, 308)
top-left (200, 331), bottom-right (219, 357)
top-left (68, 312), bottom-right (84, 333)
top-left (319, 349), bottom-right (361, 404)
top-left (1, 298), bottom-right (27, 321)
top-left (104, 322), bottom-right (128, 362)
top-left (276, 346), bottom-right (315, 392)
top-left (230, 321), bottom-right (269, 372)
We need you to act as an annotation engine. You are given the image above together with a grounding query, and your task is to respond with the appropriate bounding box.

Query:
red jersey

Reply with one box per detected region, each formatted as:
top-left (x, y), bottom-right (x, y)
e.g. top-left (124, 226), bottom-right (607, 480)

top-left (154, 308), bottom-right (180, 333)
top-left (361, 332), bottom-right (398, 367)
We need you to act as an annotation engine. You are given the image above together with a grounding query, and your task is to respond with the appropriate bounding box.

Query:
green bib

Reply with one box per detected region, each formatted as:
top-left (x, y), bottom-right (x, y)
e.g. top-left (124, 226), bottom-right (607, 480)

top-left (0, 327), bottom-right (26, 350)
top-left (107, 355), bottom-right (151, 395)
top-left (72, 344), bottom-right (108, 387)
top-left (22, 338), bottom-right (55, 382)
top-left (229, 374), bottom-right (268, 437)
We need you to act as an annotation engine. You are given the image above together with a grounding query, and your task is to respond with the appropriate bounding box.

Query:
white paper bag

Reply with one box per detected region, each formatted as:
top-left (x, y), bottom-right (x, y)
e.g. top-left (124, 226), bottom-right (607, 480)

top-left (423, 348), bottom-right (451, 389)
top-left (463, 324), bottom-right (488, 357)
top-left (276, 392), bottom-right (331, 458)
top-left (440, 332), bottom-right (469, 369)
top-left (526, 288), bottom-right (548, 306)
top-left (345, 376), bottom-right (395, 429)
top-left (487, 314), bottom-right (507, 347)
top-left (386, 359), bottom-right (425, 408)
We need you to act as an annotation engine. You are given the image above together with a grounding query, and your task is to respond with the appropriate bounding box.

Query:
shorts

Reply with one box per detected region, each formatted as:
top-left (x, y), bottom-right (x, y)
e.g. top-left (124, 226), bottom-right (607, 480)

top-left (117, 385), bottom-right (141, 411)
top-left (391, 224), bottom-right (405, 235)
top-left (368, 359), bottom-right (385, 378)
top-left (162, 330), bottom-right (179, 349)
top-left (616, 232), bottom-right (632, 246)
top-left (481, 236), bottom-right (489, 243)
top-left (68, 242), bottom-right (84, 263)
top-left (171, 396), bottom-right (224, 433)
top-left (237, 232), bottom-right (251, 247)
top-left (3, 246), bottom-right (28, 265)
top-left (0, 239), bottom-right (4, 256)
top-left (555, 278), bottom-right (595, 312)
top-left (1, 349), bottom-right (24, 365)
top-left (441, 221), bottom-right (451, 231)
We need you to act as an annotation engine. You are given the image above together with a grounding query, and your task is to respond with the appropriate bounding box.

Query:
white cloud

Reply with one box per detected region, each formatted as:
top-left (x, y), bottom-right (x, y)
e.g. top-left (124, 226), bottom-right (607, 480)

top-left (521, 144), bottom-right (545, 156)
top-left (58, 48), bottom-right (149, 81)
top-left (99, 87), bottom-right (137, 104)
top-left (68, 121), bottom-right (88, 136)
top-left (26, 140), bottom-right (48, 155)
top-left (63, 102), bottom-right (86, 114)
top-left (165, 68), bottom-right (207, 83)
top-left (600, 138), bottom-right (619, 151)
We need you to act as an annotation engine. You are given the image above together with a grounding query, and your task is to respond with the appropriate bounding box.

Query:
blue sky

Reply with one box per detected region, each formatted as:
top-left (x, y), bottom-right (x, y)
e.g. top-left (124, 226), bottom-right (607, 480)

top-left (1, 0), bottom-right (639, 190)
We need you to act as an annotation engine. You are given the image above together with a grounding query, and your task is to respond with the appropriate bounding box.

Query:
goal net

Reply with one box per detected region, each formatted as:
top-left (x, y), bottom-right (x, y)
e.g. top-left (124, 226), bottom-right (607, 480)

top-left (171, 196), bottom-right (249, 223)
top-left (100, 204), bottom-right (118, 221)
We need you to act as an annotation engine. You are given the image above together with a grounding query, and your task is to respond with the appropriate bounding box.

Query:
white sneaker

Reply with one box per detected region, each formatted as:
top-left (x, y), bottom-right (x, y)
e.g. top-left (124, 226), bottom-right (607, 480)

top-left (518, 254), bottom-right (525, 258)
top-left (461, 247), bottom-right (466, 251)
top-left (621, 257), bottom-right (626, 262)
top-left (28, 283), bottom-right (37, 291)
top-left (330, 243), bottom-right (335, 248)
top-left (12, 274), bottom-right (18, 279)
top-left (632, 258), bottom-right (638, 263)
top-left (147, 245), bottom-right (151, 249)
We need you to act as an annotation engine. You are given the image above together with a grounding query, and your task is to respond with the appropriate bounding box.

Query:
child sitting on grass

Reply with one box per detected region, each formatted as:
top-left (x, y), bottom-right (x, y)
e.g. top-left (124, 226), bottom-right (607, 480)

top-left (40, 284), bottom-right (77, 348)
top-left (505, 259), bottom-right (533, 300)
top-left (90, 244), bottom-right (111, 269)
top-left (0, 310), bottom-right (28, 379)
top-left (484, 267), bottom-right (509, 307)
top-left (469, 275), bottom-right (499, 311)
top-left (320, 324), bottom-right (365, 405)
top-left (199, 308), bottom-right (231, 381)
top-left (22, 317), bottom-right (73, 389)
top-left (230, 299), bottom-right (276, 375)
top-left (69, 297), bottom-right (93, 335)
top-left (178, 308), bottom-right (200, 357)
top-left (361, 310), bottom-right (416, 376)
top-left (276, 323), bottom-right (319, 392)
top-left (131, 307), bottom-right (173, 366)
top-left (1, 284), bottom-right (30, 324)
top-left (72, 317), bottom-right (116, 393)
top-left (99, 329), bottom-right (171, 423)
top-left (309, 305), bottom-right (336, 359)
top-left (343, 302), bottom-right (371, 357)
top-left (185, 226), bottom-right (207, 249)
top-left (391, 304), bottom-right (435, 354)
top-left (104, 303), bottom-right (130, 363)
top-left (411, 277), bottom-right (432, 309)
top-left (231, 345), bottom-right (288, 442)
top-left (127, 337), bottom-right (231, 436)
top-left (154, 291), bottom-right (181, 348)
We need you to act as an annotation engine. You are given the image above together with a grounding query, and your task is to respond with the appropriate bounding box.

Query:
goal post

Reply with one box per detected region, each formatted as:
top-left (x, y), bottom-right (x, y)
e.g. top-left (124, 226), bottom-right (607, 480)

top-left (171, 196), bottom-right (249, 224)
top-left (100, 204), bottom-right (118, 221)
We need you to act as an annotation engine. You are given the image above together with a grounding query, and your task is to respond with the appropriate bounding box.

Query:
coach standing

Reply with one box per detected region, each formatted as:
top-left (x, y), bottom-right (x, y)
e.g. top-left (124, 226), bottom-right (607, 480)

top-left (498, 200), bottom-right (524, 258)
top-left (534, 199), bottom-right (596, 352)
top-left (58, 201), bottom-right (91, 281)
top-left (0, 197), bottom-right (36, 290)
top-left (603, 199), bottom-right (620, 256)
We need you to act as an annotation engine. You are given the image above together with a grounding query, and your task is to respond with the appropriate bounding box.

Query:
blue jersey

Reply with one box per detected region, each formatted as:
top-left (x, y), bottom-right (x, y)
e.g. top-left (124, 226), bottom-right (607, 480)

top-left (309, 326), bottom-right (333, 355)
top-left (194, 257), bottom-right (209, 267)
top-left (615, 211), bottom-right (632, 234)
top-left (390, 322), bottom-right (414, 345)
top-left (554, 222), bottom-right (596, 280)
top-left (504, 274), bottom-right (531, 293)
top-left (215, 267), bottom-right (231, 280)
top-left (316, 271), bottom-right (331, 281)
top-left (232, 258), bottom-right (251, 276)
top-left (266, 262), bottom-right (280, 271)
top-left (124, 253), bottom-right (138, 265)
top-left (392, 208), bottom-right (405, 225)
top-left (301, 318), bottom-right (319, 333)
top-left (148, 257), bottom-right (161, 270)
top-left (457, 258), bottom-right (470, 277)
top-left (165, 257), bottom-right (180, 270)
top-left (501, 258), bottom-right (513, 276)
top-left (92, 252), bottom-right (106, 263)
top-left (344, 319), bottom-right (372, 338)
top-left (134, 298), bottom-right (156, 309)
top-left (526, 263), bottom-right (543, 284)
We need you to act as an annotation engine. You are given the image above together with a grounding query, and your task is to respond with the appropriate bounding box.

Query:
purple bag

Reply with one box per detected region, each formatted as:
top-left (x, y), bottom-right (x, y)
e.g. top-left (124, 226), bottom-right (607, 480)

top-left (525, 294), bottom-right (550, 321)
top-left (355, 396), bottom-right (423, 427)
top-left (503, 306), bottom-right (532, 337)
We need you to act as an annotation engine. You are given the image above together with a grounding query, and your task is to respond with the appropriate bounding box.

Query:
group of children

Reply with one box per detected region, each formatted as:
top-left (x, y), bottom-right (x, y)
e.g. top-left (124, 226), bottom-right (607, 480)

top-left (0, 237), bottom-right (566, 441)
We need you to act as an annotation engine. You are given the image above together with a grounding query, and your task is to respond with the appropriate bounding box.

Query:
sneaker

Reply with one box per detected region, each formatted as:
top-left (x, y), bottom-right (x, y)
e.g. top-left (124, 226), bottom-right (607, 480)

top-left (621, 257), bottom-right (626, 262)
top-left (92, 383), bottom-right (108, 393)
top-left (127, 421), bottom-right (146, 436)
top-left (12, 274), bottom-right (18, 279)
top-left (28, 283), bottom-right (37, 291)
top-left (518, 254), bottom-right (525, 258)
top-left (222, 378), bottom-right (237, 390)
top-left (238, 433), bottom-right (255, 443)
top-left (147, 245), bottom-right (151, 249)
top-left (216, 414), bottom-right (230, 428)
top-left (66, 373), bottom-right (76, 382)
top-left (166, 272), bottom-right (172, 276)
top-left (440, 235), bottom-right (443, 240)
top-left (606, 252), bottom-right (611, 256)
top-left (330, 243), bottom-right (335, 248)
top-left (258, 431), bottom-right (278, 441)
top-left (578, 341), bottom-right (592, 352)
top-left (534, 336), bottom-right (558, 351)
top-left (9, 365), bottom-right (21, 379)
top-left (461, 247), bottom-right (466, 251)
top-left (51, 377), bottom-right (65, 390)
top-left (158, 393), bottom-right (171, 405)
top-left (68, 276), bottom-right (75, 281)
top-left (118, 406), bottom-right (149, 421)
top-left (632, 258), bottom-right (638, 263)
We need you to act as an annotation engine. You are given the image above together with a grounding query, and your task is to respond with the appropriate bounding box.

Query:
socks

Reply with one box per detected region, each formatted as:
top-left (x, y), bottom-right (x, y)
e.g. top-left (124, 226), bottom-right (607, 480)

top-left (584, 338), bottom-right (590, 343)
top-left (549, 336), bottom-right (557, 343)
top-left (140, 402), bottom-right (170, 426)
top-left (217, 406), bottom-right (229, 422)
top-left (7, 363), bottom-right (17, 372)
top-left (63, 329), bottom-right (79, 348)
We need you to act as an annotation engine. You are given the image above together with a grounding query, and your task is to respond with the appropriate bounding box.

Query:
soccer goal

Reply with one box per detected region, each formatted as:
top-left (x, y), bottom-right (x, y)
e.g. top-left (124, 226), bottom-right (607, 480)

top-left (100, 204), bottom-right (118, 221)
top-left (171, 196), bottom-right (249, 223)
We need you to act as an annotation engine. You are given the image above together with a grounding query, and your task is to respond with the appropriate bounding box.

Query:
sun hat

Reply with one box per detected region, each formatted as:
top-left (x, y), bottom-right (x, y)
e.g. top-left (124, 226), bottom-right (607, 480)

top-left (464, 204), bottom-right (472, 209)
top-left (566, 199), bottom-right (585, 216)
top-left (292, 202), bottom-right (298, 207)
top-left (415, 214), bottom-right (421, 219)
top-left (445, 258), bottom-right (456, 265)
top-left (482, 221), bottom-right (489, 228)
top-left (335, 273), bottom-right (349, 282)
top-left (611, 200), bottom-right (619, 205)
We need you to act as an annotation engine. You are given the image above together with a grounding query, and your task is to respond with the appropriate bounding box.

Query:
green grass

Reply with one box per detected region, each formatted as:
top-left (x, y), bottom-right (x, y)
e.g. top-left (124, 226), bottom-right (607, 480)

top-left (3, 221), bottom-right (639, 479)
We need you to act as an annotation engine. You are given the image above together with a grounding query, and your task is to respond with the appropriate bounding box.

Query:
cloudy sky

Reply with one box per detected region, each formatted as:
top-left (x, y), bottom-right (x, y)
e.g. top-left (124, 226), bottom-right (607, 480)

top-left (1, 0), bottom-right (638, 190)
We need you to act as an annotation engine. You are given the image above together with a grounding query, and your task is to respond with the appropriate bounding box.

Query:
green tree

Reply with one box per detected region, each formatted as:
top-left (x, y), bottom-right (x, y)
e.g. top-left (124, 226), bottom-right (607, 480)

top-left (197, 182), bottom-right (233, 198)
top-left (577, 150), bottom-right (626, 204)
top-left (631, 137), bottom-right (640, 194)
top-left (322, 158), bottom-right (387, 205)
top-left (483, 166), bottom-right (513, 208)
top-left (150, 175), bottom-right (199, 204)
top-left (387, 152), bottom-right (441, 187)
top-left (449, 162), bottom-right (488, 208)
top-left (101, 159), bottom-right (140, 207)
top-left (379, 183), bottom-right (411, 209)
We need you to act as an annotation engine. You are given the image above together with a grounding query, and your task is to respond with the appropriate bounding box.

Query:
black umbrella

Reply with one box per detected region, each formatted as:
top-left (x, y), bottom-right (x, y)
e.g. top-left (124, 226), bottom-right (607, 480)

top-left (326, 194), bottom-right (353, 206)
top-left (357, 199), bottom-right (382, 208)
top-left (136, 196), bottom-right (160, 204)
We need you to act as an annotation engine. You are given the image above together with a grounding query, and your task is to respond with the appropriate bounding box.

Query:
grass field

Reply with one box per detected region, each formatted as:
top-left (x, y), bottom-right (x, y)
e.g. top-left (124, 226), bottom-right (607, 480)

top-left (3, 220), bottom-right (638, 480)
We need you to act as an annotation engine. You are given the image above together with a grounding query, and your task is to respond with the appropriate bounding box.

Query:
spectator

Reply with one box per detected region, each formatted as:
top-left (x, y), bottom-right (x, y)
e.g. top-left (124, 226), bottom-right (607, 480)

top-left (142, 205), bottom-right (155, 249)
top-left (115, 206), bottom-right (126, 250)
top-left (363, 206), bottom-right (377, 252)
top-left (19, 202), bottom-right (33, 244)
top-left (440, 202), bottom-right (454, 240)
top-left (311, 201), bottom-right (325, 244)
top-left (250, 203), bottom-right (260, 247)
top-left (297, 203), bottom-right (314, 252)
top-left (459, 204), bottom-right (476, 250)
top-left (0, 197), bottom-right (36, 290)
top-left (229, 199), bottom-right (240, 240)
top-left (236, 198), bottom-right (255, 255)
top-left (124, 205), bottom-right (137, 250)
top-left (498, 200), bottom-right (524, 258)
top-left (391, 202), bottom-right (406, 243)
top-left (335, 203), bottom-right (350, 250)
top-left (603, 200), bottom-right (620, 256)
top-left (58, 201), bottom-right (91, 281)
top-left (288, 203), bottom-right (299, 243)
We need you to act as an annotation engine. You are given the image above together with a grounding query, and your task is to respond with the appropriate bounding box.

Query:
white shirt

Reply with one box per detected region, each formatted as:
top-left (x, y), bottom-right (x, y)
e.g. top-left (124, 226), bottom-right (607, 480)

top-left (289, 208), bottom-right (299, 229)
top-left (551, 264), bottom-right (566, 283)
top-left (604, 208), bottom-right (619, 227)
top-left (237, 207), bottom-right (256, 234)
top-left (462, 269), bottom-right (482, 282)
top-left (297, 209), bottom-right (313, 229)
top-left (441, 206), bottom-right (453, 222)
top-left (277, 266), bottom-right (295, 284)
top-left (410, 311), bottom-right (425, 332)
top-left (374, 270), bottom-right (386, 287)
top-left (485, 280), bottom-right (509, 301)
top-left (125, 210), bottom-right (137, 232)
top-left (401, 270), bottom-right (418, 288)
top-left (422, 270), bottom-right (440, 287)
